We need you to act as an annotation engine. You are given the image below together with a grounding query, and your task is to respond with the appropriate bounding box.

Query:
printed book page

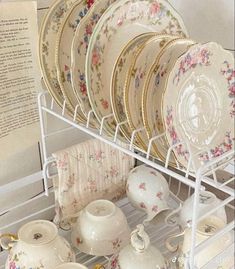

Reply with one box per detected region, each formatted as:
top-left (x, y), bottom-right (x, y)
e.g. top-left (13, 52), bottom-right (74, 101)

top-left (0, 1), bottom-right (41, 160)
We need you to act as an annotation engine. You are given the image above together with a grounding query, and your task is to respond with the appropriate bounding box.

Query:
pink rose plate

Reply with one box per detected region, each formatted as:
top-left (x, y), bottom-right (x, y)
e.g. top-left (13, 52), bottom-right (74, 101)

top-left (162, 42), bottom-right (235, 171)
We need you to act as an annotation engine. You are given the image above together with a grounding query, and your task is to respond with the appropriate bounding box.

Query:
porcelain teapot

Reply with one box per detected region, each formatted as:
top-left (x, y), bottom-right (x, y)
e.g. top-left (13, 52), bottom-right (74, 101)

top-left (166, 190), bottom-right (227, 229)
top-left (166, 216), bottom-right (232, 268)
top-left (109, 224), bottom-right (169, 269)
top-left (0, 220), bottom-right (75, 269)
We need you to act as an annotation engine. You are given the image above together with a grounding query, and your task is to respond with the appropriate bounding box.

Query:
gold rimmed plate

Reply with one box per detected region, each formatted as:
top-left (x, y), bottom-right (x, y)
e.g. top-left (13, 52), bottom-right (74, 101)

top-left (71, 0), bottom-right (117, 125)
top-left (124, 34), bottom-right (175, 152)
top-left (86, 0), bottom-right (188, 136)
top-left (142, 38), bottom-right (195, 164)
top-left (55, 0), bottom-right (95, 123)
top-left (111, 32), bottom-right (157, 143)
top-left (39, 0), bottom-right (77, 110)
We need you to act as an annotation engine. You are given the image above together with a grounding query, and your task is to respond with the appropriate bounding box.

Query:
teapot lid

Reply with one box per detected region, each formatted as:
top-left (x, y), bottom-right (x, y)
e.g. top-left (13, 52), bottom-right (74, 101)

top-left (116, 225), bottom-right (167, 269)
top-left (18, 220), bottom-right (58, 245)
top-left (130, 224), bottom-right (150, 252)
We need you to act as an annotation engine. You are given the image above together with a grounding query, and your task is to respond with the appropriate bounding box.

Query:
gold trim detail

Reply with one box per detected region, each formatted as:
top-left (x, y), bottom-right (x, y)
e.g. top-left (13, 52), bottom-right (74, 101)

top-left (124, 35), bottom-right (180, 155)
top-left (0, 233), bottom-right (18, 250)
top-left (142, 38), bottom-right (195, 165)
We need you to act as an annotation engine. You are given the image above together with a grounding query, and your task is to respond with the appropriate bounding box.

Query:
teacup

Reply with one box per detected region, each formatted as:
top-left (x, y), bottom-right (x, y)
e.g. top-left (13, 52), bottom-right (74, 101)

top-left (0, 220), bottom-right (75, 269)
top-left (109, 224), bottom-right (169, 269)
top-left (166, 190), bottom-right (227, 228)
top-left (71, 199), bottom-right (130, 256)
top-left (166, 216), bottom-right (232, 268)
top-left (126, 165), bottom-right (170, 222)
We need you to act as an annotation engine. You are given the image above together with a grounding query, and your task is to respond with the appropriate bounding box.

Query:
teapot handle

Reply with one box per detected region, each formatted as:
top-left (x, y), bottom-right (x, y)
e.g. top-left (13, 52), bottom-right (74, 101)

top-left (165, 204), bottom-right (182, 226)
top-left (165, 230), bottom-right (185, 252)
top-left (0, 233), bottom-right (18, 250)
top-left (131, 224), bottom-right (150, 252)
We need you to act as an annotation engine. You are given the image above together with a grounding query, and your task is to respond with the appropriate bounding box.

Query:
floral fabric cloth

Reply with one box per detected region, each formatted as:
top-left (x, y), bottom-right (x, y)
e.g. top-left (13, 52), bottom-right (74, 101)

top-left (52, 138), bottom-right (135, 227)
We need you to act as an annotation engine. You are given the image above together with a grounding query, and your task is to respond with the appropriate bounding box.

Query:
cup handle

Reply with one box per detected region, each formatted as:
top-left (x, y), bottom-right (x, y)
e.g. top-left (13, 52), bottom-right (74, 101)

top-left (165, 230), bottom-right (185, 252)
top-left (0, 233), bottom-right (18, 250)
top-left (131, 224), bottom-right (150, 252)
top-left (165, 204), bottom-right (182, 226)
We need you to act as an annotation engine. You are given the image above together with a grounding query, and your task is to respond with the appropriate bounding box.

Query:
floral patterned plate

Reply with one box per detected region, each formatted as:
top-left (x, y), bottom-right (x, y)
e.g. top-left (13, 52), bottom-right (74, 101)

top-left (162, 42), bottom-right (235, 171)
top-left (55, 0), bottom-right (94, 123)
top-left (111, 32), bottom-right (157, 143)
top-left (124, 34), bottom-right (174, 152)
top-left (86, 0), bottom-right (188, 136)
top-left (71, 0), bottom-right (117, 123)
top-left (39, 0), bottom-right (77, 111)
top-left (143, 38), bottom-right (195, 164)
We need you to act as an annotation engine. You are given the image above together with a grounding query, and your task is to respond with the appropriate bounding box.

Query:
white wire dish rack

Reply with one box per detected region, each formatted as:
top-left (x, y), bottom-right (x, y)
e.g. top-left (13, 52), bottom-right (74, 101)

top-left (36, 91), bottom-right (234, 269)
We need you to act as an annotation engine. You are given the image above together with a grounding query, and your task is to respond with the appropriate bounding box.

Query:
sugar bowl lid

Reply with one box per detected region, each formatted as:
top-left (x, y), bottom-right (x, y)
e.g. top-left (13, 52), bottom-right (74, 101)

top-left (111, 224), bottom-right (168, 269)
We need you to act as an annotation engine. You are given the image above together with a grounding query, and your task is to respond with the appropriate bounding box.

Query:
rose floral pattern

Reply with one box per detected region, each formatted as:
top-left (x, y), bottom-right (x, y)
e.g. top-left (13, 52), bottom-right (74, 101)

top-left (112, 238), bottom-right (122, 250)
top-left (220, 60), bottom-right (235, 117)
top-left (71, 0), bottom-right (117, 117)
top-left (56, 0), bottom-right (95, 115)
top-left (7, 247), bottom-right (74, 269)
top-left (144, 39), bottom-right (194, 164)
top-left (112, 33), bottom-right (154, 140)
top-left (166, 105), bottom-right (189, 161)
top-left (127, 35), bottom-right (175, 152)
top-left (86, 0), bottom-right (187, 134)
top-left (173, 48), bottom-right (212, 85)
top-left (198, 131), bottom-right (233, 162)
top-left (163, 42), bottom-right (234, 170)
top-left (109, 255), bottom-right (121, 269)
top-left (140, 202), bottom-right (147, 209)
top-left (139, 182), bottom-right (146, 190)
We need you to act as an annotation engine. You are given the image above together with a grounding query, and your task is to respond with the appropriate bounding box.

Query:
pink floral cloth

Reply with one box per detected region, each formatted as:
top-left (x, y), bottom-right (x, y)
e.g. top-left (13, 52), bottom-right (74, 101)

top-left (52, 139), bottom-right (134, 227)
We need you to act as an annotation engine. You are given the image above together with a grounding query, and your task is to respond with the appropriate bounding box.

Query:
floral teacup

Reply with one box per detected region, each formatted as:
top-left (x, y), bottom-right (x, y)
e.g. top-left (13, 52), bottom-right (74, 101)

top-left (71, 199), bottom-right (130, 256)
top-left (126, 165), bottom-right (170, 223)
top-left (0, 220), bottom-right (75, 269)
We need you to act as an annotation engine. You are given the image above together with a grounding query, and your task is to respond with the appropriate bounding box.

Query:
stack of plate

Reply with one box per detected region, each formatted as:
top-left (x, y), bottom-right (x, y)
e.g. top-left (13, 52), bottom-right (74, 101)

top-left (39, 0), bottom-right (234, 171)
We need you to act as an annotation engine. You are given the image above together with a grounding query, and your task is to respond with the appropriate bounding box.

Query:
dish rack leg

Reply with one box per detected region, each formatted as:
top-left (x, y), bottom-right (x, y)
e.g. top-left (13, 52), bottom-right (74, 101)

top-left (38, 92), bottom-right (49, 196)
top-left (189, 171), bottom-right (202, 268)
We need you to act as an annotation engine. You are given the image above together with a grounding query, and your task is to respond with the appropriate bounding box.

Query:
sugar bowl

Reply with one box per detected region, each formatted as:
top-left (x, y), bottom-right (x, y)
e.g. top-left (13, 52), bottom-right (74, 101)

top-left (0, 220), bottom-right (75, 269)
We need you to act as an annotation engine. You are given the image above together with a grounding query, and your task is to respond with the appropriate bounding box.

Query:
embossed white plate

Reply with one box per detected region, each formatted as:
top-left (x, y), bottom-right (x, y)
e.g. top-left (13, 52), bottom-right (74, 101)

top-left (162, 42), bottom-right (235, 170)
top-left (86, 0), bottom-right (188, 136)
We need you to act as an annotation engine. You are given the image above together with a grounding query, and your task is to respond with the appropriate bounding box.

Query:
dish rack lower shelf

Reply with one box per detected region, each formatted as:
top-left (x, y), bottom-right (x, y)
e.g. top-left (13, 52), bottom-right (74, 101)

top-left (59, 196), bottom-right (180, 269)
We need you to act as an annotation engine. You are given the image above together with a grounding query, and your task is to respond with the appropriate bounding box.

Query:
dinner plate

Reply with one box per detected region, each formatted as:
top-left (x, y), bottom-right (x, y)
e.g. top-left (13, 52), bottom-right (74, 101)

top-left (86, 0), bottom-right (188, 136)
top-left (39, 0), bottom-right (77, 109)
top-left (55, 0), bottom-right (95, 122)
top-left (143, 38), bottom-right (195, 163)
top-left (111, 32), bottom-right (157, 143)
top-left (71, 0), bottom-right (117, 122)
top-left (124, 34), bottom-right (175, 151)
top-left (162, 42), bottom-right (234, 170)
